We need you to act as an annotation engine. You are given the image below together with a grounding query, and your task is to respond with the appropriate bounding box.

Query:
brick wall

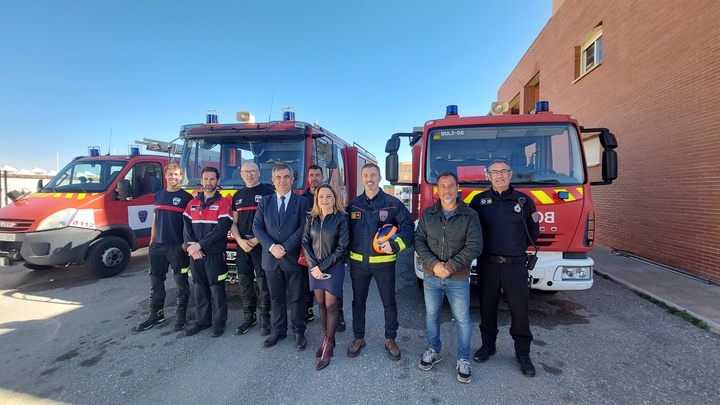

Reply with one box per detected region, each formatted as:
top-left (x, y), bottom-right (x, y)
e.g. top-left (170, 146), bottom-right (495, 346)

top-left (498, 0), bottom-right (720, 282)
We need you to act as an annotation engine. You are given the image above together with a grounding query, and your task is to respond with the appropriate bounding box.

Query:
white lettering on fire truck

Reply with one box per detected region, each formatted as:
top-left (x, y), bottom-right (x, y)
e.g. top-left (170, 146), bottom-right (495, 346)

top-left (537, 211), bottom-right (555, 223)
top-left (71, 209), bottom-right (96, 229)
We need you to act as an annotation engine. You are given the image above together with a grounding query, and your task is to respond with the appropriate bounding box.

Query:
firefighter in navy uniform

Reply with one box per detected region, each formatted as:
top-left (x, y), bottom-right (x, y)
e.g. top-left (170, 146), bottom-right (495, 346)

top-left (346, 163), bottom-right (413, 361)
top-left (183, 167), bottom-right (234, 338)
top-left (229, 162), bottom-right (275, 336)
top-left (133, 163), bottom-right (193, 332)
top-left (469, 159), bottom-right (540, 377)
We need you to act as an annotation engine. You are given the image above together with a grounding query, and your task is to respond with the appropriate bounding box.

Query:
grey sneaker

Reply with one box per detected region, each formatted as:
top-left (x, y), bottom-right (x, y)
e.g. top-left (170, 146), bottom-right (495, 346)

top-left (457, 359), bottom-right (471, 383)
top-left (419, 348), bottom-right (442, 371)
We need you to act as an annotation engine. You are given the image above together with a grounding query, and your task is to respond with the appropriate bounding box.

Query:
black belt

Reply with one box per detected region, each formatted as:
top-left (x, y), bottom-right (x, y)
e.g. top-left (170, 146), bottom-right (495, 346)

top-left (482, 254), bottom-right (527, 265)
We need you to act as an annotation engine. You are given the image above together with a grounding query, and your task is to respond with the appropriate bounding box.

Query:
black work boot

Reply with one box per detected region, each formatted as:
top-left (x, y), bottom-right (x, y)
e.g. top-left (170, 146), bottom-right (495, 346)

top-left (259, 303), bottom-right (272, 336)
top-left (336, 298), bottom-right (346, 332)
top-left (134, 304), bottom-right (165, 332)
top-left (235, 306), bottom-right (257, 335)
top-left (173, 298), bottom-right (188, 332)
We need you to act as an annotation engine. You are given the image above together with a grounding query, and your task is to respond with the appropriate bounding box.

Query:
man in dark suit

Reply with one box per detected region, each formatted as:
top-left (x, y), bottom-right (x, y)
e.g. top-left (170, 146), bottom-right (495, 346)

top-left (253, 163), bottom-right (311, 350)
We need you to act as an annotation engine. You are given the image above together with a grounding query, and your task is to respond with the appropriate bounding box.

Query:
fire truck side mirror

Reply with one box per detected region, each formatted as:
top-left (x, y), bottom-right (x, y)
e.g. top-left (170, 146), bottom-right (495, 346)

top-left (116, 179), bottom-right (133, 201)
top-left (386, 153), bottom-right (399, 184)
top-left (385, 135), bottom-right (401, 153)
top-left (602, 149), bottom-right (618, 182)
top-left (599, 130), bottom-right (618, 183)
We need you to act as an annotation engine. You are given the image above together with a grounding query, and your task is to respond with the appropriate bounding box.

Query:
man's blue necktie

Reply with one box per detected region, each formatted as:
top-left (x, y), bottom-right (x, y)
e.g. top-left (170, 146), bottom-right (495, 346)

top-left (278, 195), bottom-right (286, 224)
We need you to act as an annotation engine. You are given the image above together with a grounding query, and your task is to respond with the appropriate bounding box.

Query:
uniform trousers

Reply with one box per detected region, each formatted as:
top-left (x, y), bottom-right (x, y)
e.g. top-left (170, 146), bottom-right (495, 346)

top-left (148, 243), bottom-right (190, 307)
top-left (236, 245), bottom-right (269, 310)
top-left (350, 263), bottom-right (398, 339)
top-left (478, 258), bottom-right (533, 356)
top-left (190, 252), bottom-right (228, 327)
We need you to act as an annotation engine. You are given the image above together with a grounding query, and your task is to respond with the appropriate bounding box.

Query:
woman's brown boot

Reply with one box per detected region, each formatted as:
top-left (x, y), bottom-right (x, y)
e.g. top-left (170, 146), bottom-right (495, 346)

top-left (315, 328), bottom-right (327, 358)
top-left (317, 336), bottom-right (335, 371)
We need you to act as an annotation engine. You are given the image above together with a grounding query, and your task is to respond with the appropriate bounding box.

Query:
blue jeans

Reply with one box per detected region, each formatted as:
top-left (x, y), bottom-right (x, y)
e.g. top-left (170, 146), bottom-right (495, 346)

top-left (424, 274), bottom-right (472, 360)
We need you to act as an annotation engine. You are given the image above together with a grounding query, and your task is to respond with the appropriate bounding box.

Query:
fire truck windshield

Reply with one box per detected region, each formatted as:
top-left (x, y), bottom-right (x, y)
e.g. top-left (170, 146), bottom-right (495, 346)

top-left (426, 124), bottom-right (585, 186)
top-left (43, 161), bottom-right (127, 193)
top-left (180, 138), bottom-right (306, 189)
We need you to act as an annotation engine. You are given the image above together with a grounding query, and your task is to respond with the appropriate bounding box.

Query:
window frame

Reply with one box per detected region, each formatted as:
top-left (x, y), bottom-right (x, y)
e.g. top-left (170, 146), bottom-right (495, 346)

top-left (580, 28), bottom-right (603, 75)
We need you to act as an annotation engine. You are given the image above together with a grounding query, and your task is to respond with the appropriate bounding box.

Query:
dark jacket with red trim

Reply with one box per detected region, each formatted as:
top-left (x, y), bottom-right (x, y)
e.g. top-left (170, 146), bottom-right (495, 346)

top-left (183, 191), bottom-right (233, 254)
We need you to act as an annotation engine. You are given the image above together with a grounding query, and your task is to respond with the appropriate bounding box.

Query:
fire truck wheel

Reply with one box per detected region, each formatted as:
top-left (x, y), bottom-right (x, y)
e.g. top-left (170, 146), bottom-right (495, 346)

top-left (85, 236), bottom-right (131, 278)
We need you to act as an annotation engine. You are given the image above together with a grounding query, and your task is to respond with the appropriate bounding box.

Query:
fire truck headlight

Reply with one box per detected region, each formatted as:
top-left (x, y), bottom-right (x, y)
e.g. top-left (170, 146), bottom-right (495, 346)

top-left (560, 266), bottom-right (592, 280)
top-left (37, 208), bottom-right (78, 231)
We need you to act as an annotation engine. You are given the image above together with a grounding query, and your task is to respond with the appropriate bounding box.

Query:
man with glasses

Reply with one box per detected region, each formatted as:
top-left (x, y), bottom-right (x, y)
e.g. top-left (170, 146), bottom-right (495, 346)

top-left (230, 162), bottom-right (275, 336)
top-left (469, 159), bottom-right (540, 377)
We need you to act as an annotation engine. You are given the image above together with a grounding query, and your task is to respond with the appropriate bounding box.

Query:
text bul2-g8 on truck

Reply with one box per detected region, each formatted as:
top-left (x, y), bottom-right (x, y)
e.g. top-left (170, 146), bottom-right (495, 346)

top-left (178, 107), bottom-right (376, 282)
top-left (385, 101), bottom-right (618, 291)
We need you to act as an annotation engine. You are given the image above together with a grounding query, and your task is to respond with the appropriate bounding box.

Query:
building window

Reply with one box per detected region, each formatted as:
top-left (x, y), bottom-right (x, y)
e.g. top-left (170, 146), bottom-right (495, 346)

top-left (575, 25), bottom-right (603, 79)
top-left (582, 32), bottom-right (602, 73)
top-left (583, 135), bottom-right (600, 167)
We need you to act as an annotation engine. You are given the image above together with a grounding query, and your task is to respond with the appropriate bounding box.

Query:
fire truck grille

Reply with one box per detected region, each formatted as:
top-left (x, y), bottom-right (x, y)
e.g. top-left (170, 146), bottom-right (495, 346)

top-left (0, 241), bottom-right (22, 252)
top-left (0, 219), bottom-right (34, 232)
top-left (537, 233), bottom-right (554, 247)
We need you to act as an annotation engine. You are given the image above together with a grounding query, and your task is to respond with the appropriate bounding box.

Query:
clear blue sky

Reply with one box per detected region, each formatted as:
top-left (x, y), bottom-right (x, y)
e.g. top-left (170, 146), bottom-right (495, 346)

top-left (0, 0), bottom-right (551, 172)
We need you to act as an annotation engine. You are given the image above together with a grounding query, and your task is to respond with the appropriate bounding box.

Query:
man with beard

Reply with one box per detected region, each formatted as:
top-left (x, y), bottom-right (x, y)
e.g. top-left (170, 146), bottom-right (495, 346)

top-left (415, 171), bottom-right (483, 383)
top-left (183, 167), bottom-right (233, 338)
top-left (346, 163), bottom-right (413, 361)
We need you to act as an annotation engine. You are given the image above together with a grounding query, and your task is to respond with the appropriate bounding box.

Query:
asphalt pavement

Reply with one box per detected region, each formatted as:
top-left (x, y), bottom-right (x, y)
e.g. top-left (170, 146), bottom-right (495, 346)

top-left (591, 245), bottom-right (720, 334)
top-left (1, 246), bottom-right (719, 404)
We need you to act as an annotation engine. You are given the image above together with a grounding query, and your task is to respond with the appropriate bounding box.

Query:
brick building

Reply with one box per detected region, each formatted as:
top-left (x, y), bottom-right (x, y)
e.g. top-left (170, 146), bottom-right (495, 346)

top-left (496, 0), bottom-right (720, 282)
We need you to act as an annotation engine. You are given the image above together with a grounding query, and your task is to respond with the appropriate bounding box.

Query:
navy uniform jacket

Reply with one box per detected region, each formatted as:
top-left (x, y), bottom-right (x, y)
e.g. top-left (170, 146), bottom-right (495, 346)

top-left (253, 192), bottom-right (311, 272)
top-left (347, 189), bottom-right (413, 267)
top-left (153, 189), bottom-right (193, 245)
top-left (469, 186), bottom-right (539, 257)
top-left (231, 183), bottom-right (275, 236)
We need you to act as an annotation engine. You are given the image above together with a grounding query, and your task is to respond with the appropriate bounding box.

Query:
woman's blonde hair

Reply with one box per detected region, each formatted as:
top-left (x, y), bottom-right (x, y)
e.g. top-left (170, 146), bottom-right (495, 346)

top-left (309, 184), bottom-right (344, 217)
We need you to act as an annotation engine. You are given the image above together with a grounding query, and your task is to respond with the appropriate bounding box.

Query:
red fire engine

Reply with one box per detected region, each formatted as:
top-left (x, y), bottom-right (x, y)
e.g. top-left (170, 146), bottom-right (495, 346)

top-left (0, 147), bottom-right (169, 277)
top-left (385, 101), bottom-right (618, 291)
top-left (178, 107), bottom-right (376, 281)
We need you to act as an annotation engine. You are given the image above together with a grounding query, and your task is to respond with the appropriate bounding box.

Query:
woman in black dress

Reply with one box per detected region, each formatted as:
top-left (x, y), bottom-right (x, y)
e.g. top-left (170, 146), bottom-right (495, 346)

top-left (301, 184), bottom-right (349, 370)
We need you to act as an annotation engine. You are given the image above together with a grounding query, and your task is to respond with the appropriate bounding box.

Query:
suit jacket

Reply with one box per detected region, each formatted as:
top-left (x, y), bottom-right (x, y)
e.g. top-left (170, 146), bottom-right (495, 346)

top-left (253, 192), bottom-right (311, 272)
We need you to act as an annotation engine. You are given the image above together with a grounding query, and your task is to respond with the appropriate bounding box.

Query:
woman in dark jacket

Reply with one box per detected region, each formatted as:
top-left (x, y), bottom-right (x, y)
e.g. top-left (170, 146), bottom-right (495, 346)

top-left (301, 184), bottom-right (349, 370)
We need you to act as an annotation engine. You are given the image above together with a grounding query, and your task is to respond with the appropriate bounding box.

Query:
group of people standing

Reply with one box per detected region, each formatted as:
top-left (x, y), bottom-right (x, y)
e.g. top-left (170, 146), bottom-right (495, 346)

top-left (414, 159), bottom-right (540, 383)
top-left (133, 158), bottom-right (539, 381)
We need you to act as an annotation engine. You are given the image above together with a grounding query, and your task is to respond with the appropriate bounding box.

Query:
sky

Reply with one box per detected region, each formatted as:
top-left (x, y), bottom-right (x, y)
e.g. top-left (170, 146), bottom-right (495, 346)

top-left (0, 0), bottom-right (551, 173)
